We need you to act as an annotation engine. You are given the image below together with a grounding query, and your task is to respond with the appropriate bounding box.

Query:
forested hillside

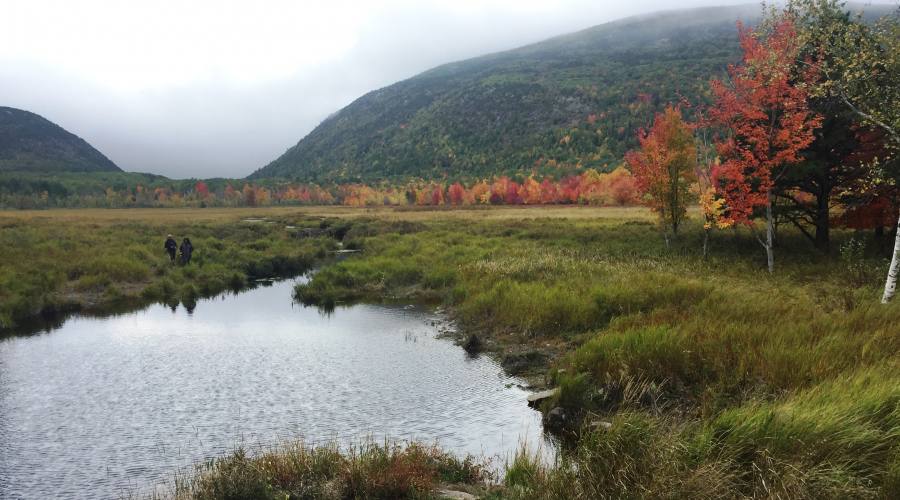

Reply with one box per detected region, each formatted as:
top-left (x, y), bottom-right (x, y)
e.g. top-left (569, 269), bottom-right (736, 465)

top-left (0, 107), bottom-right (121, 173)
top-left (253, 5), bottom-right (765, 181)
top-left (254, 4), bottom-right (893, 183)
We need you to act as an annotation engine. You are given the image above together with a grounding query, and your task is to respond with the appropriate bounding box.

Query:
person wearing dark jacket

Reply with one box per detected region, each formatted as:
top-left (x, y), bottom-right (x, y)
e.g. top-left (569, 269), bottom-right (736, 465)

top-left (179, 238), bottom-right (194, 265)
top-left (164, 234), bottom-right (177, 262)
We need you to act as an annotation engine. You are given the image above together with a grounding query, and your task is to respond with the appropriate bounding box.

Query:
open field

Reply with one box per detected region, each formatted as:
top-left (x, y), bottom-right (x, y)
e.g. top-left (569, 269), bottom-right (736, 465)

top-left (3, 205), bottom-right (900, 498)
top-left (0, 206), bottom-right (664, 331)
top-left (0, 205), bottom-right (661, 223)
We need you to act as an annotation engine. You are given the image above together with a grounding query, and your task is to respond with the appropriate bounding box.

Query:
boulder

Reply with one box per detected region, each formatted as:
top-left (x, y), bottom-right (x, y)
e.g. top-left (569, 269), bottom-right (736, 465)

top-left (501, 350), bottom-right (548, 375)
top-left (546, 406), bottom-right (567, 430)
top-left (462, 333), bottom-right (482, 354)
top-left (526, 388), bottom-right (559, 408)
top-left (590, 420), bottom-right (613, 431)
top-left (437, 490), bottom-right (477, 500)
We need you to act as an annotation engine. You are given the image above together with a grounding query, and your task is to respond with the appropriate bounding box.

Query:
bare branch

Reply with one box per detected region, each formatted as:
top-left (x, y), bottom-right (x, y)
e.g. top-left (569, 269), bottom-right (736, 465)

top-left (839, 91), bottom-right (899, 144)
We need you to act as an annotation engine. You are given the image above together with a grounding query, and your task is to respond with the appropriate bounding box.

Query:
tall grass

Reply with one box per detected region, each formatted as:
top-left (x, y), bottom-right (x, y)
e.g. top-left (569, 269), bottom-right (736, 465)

top-left (504, 367), bottom-right (900, 498)
top-left (289, 210), bottom-right (900, 498)
top-left (0, 211), bottom-right (336, 330)
top-left (6, 206), bottom-right (899, 497)
top-left (150, 439), bottom-right (489, 500)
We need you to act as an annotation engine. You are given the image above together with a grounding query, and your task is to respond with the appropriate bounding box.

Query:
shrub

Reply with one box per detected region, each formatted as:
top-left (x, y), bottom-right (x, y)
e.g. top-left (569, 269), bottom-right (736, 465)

top-left (176, 440), bottom-right (488, 500)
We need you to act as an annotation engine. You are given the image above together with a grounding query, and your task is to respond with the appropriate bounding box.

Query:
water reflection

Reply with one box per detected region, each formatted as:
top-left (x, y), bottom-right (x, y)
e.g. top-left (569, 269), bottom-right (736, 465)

top-left (0, 279), bottom-right (547, 499)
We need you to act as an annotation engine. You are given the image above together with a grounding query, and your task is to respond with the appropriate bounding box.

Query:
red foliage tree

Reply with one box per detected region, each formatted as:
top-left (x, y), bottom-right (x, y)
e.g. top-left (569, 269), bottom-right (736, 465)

top-left (430, 184), bottom-right (445, 206)
top-left (559, 176), bottom-right (581, 203)
top-left (447, 182), bottom-right (466, 206)
top-left (194, 181), bottom-right (210, 199)
top-left (710, 18), bottom-right (821, 272)
top-left (504, 180), bottom-right (522, 205)
top-left (540, 178), bottom-right (560, 204)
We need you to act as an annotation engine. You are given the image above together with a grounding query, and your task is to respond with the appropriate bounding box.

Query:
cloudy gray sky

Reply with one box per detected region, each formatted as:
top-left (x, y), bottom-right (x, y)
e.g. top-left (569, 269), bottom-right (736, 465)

top-left (0, 0), bottom-right (889, 178)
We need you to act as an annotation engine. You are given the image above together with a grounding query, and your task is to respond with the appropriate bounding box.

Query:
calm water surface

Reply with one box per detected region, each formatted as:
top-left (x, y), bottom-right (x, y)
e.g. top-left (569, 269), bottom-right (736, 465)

top-left (0, 279), bottom-right (546, 499)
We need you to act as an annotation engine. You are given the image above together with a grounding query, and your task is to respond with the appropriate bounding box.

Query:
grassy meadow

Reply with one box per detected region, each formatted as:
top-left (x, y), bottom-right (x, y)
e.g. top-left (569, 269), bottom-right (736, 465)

top-left (290, 206), bottom-right (900, 498)
top-left (3, 205), bottom-right (900, 498)
top-left (0, 207), bottom-right (341, 331)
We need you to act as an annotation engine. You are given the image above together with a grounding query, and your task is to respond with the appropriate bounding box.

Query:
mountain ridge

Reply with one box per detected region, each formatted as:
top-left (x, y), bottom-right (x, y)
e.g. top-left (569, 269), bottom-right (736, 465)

top-left (251, 3), bottom-right (892, 183)
top-left (0, 106), bottom-right (121, 173)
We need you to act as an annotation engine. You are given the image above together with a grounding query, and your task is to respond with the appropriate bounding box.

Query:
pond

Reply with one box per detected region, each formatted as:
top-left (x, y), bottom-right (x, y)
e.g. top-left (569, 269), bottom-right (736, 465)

top-left (0, 279), bottom-right (547, 499)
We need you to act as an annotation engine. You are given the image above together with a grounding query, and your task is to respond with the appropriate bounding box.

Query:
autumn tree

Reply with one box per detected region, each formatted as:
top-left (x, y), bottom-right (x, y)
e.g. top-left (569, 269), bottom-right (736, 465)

top-left (786, 0), bottom-right (900, 300)
top-left (848, 25), bottom-right (900, 302)
top-left (223, 184), bottom-right (238, 206)
top-left (504, 179), bottom-right (522, 205)
top-left (559, 176), bottom-right (581, 203)
top-left (469, 181), bottom-right (491, 204)
top-left (577, 169), bottom-right (604, 205)
top-left (520, 177), bottom-right (542, 204)
top-left (539, 178), bottom-right (559, 204)
top-left (695, 117), bottom-right (733, 258)
top-left (194, 181), bottom-right (210, 199)
top-left (430, 184), bottom-right (445, 205)
top-left (710, 18), bottom-right (822, 273)
top-left (766, 1), bottom-right (892, 254)
top-left (447, 182), bottom-right (466, 205)
top-left (813, 2), bottom-right (898, 301)
top-left (606, 167), bottom-right (639, 206)
top-left (242, 183), bottom-right (257, 207)
top-left (625, 105), bottom-right (697, 241)
top-left (798, 1), bottom-right (900, 152)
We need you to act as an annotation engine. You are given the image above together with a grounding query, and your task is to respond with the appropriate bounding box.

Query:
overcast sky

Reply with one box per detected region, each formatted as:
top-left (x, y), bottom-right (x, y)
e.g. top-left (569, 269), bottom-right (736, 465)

top-left (0, 0), bottom-right (891, 178)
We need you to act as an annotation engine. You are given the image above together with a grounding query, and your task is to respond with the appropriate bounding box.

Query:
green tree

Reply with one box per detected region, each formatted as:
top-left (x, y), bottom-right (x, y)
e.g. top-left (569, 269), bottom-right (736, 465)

top-left (791, 1), bottom-right (900, 301)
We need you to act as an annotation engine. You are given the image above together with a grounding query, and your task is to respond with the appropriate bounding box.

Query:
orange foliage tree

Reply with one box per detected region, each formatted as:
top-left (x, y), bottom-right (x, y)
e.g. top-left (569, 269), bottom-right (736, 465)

top-left (626, 105), bottom-right (697, 239)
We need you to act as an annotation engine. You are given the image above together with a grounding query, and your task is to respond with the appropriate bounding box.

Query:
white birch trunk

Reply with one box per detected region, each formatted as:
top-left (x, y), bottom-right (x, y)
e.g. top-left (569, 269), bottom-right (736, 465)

top-left (881, 211), bottom-right (900, 303)
top-left (766, 193), bottom-right (775, 274)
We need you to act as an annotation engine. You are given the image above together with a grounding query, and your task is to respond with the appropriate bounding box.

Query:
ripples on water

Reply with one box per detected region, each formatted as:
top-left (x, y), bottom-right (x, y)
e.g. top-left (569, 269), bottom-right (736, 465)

top-left (0, 279), bottom-right (548, 499)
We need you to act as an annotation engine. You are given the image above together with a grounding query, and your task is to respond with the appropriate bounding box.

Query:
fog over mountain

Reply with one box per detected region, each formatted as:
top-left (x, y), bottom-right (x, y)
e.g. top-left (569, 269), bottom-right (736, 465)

top-left (0, 0), bottom-right (797, 179)
top-left (0, 0), bottom-right (764, 177)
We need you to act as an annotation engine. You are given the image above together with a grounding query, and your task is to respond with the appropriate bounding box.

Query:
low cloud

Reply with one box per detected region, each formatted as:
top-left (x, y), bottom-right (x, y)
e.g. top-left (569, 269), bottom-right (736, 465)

top-left (2, 0), bottom-right (795, 178)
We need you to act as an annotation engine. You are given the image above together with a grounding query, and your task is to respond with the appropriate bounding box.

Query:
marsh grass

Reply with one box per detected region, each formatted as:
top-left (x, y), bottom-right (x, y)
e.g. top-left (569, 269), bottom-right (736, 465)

top-left (140, 439), bottom-right (490, 500)
top-left (504, 367), bottom-right (900, 499)
top-left (288, 208), bottom-right (900, 498)
top-left (0, 209), bottom-right (337, 330)
top-left (6, 206), bottom-right (900, 498)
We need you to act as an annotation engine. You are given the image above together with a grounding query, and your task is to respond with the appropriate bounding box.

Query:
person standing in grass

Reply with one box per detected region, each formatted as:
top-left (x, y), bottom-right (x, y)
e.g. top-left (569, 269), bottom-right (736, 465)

top-left (164, 234), bottom-right (177, 263)
top-left (179, 237), bottom-right (193, 265)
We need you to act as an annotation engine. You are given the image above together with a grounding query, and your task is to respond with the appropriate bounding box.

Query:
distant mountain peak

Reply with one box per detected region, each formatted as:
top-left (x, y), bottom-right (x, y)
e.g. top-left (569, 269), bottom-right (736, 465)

top-left (0, 106), bottom-right (121, 173)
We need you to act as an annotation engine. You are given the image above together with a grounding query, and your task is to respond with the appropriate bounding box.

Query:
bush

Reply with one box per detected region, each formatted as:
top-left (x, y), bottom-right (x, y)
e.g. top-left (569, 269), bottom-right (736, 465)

top-left (177, 440), bottom-right (488, 500)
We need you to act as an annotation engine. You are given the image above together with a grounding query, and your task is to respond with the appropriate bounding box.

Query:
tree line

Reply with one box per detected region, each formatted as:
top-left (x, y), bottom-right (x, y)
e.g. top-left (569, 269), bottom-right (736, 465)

top-left (0, 168), bottom-right (639, 210)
